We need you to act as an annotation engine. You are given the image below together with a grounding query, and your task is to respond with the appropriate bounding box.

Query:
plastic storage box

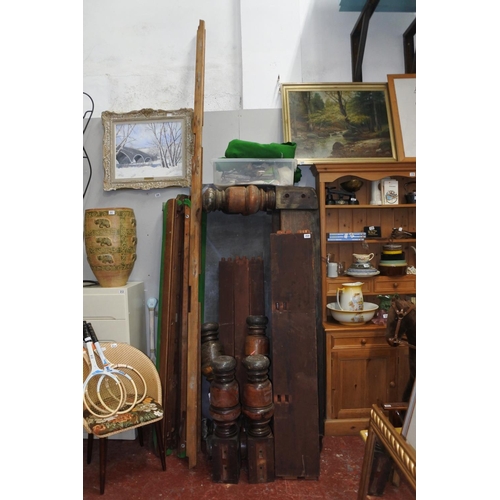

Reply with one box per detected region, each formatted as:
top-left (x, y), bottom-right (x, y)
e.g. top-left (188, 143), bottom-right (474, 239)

top-left (213, 158), bottom-right (297, 186)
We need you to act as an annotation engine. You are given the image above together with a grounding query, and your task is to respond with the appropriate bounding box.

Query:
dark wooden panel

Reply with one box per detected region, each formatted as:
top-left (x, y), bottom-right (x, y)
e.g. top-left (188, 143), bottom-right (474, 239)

top-left (218, 258), bottom-right (235, 357)
top-left (277, 210), bottom-right (324, 438)
top-left (270, 232), bottom-right (321, 479)
top-left (249, 257), bottom-right (265, 316)
top-left (233, 257), bottom-right (251, 389)
top-left (158, 196), bottom-right (186, 452)
top-left (218, 257), bottom-right (265, 390)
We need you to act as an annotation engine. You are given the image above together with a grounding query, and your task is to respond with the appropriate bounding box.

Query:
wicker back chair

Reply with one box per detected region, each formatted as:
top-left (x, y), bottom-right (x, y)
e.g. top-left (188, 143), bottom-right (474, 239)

top-left (83, 341), bottom-right (166, 494)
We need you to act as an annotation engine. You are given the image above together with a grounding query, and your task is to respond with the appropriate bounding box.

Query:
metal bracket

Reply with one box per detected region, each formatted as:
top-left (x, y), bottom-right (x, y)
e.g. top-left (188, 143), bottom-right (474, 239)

top-left (350, 0), bottom-right (380, 82)
top-left (350, 0), bottom-right (416, 82)
top-left (403, 18), bottom-right (416, 74)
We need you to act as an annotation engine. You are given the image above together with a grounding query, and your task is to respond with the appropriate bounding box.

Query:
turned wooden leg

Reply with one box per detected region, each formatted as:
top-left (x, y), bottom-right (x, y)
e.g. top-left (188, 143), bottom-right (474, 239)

top-left (242, 354), bottom-right (275, 484)
top-left (209, 356), bottom-right (241, 483)
top-left (86, 434), bottom-right (94, 464)
top-left (99, 437), bottom-right (108, 495)
top-left (155, 421), bottom-right (167, 471)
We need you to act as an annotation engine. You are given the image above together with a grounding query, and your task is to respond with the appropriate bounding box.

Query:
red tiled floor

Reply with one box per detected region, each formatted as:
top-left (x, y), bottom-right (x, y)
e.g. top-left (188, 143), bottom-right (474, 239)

top-left (83, 432), bottom-right (415, 499)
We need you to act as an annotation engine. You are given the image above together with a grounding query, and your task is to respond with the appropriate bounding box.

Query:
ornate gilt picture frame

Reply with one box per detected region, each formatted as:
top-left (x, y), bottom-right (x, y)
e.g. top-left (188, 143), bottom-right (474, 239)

top-left (281, 83), bottom-right (396, 164)
top-left (102, 108), bottom-right (194, 190)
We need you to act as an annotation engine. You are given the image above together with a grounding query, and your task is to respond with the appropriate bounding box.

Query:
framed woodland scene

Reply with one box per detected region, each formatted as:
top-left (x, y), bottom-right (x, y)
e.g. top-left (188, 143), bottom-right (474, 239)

top-left (102, 108), bottom-right (194, 190)
top-left (281, 83), bottom-right (396, 164)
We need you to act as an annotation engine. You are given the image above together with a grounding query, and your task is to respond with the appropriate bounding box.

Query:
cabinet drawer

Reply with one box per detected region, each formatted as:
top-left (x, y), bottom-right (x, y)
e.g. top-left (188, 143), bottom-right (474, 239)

top-left (331, 335), bottom-right (389, 348)
top-left (372, 275), bottom-right (416, 294)
top-left (327, 328), bottom-right (388, 349)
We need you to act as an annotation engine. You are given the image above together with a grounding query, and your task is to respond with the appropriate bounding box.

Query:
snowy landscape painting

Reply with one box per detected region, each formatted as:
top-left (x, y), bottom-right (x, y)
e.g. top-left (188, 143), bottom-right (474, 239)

top-left (102, 108), bottom-right (194, 190)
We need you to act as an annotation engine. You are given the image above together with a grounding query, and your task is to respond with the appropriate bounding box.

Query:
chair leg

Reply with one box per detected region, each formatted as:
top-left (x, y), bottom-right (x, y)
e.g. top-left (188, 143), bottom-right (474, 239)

top-left (155, 421), bottom-right (167, 471)
top-left (87, 434), bottom-right (94, 464)
top-left (138, 427), bottom-right (144, 446)
top-left (99, 437), bottom-right (108, 495)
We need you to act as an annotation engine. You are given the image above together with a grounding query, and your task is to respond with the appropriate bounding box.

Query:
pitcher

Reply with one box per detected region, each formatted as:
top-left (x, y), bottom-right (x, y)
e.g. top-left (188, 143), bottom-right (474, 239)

top-left (337, 282), bottom-right (364, 311)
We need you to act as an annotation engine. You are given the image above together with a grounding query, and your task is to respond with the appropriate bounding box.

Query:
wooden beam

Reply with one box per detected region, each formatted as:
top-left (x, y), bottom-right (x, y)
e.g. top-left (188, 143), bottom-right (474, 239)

top-left (186, 19), bottom-right (206, 468)
top-left (350, 0), bottom-right (380, 82)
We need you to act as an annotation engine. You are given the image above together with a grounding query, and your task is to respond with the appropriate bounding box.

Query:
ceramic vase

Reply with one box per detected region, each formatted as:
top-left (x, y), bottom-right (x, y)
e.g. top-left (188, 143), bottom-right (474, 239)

top-left (84, 207), bottom-right (137, 287)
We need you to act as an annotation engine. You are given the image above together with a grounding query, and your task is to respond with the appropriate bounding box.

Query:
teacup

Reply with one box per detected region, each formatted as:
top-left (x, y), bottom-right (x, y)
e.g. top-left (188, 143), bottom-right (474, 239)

top-left (353, 252), bottom-right (374, 263)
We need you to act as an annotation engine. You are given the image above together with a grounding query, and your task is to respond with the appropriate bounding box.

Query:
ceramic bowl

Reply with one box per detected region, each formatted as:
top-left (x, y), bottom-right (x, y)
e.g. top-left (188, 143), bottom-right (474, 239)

top-left (378, 264), bottom-right (407, 276)
top-left (340, 179), bottom-right (364, 192)
top-left (326, 302), bottom-right (379, 326)
top-left (380, 252), bottom-right (405, 261)
top-left (383, 244), bottom-right (402, 252)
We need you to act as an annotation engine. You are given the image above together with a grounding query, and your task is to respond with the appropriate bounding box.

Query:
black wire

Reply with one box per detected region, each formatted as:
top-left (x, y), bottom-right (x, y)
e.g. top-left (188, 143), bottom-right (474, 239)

top-left (83, 92), bottom-right (94, 199)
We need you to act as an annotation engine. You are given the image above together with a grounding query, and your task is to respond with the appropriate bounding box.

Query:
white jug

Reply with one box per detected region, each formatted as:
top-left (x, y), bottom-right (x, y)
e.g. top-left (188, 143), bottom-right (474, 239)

top-left (337, 282), bottom-right (364, 311)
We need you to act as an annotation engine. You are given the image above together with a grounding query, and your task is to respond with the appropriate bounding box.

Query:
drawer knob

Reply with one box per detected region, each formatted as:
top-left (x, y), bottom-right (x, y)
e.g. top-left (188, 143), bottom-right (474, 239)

top-left (392, 282), bottom-right (399, 289)
top-left (389, 381), bottom-right (396, 388)
top-left (360, 338), bottom-right (367, 345)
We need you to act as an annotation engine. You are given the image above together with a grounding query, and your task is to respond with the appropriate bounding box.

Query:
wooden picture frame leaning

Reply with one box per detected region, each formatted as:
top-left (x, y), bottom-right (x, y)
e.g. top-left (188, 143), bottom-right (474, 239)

top-left (357, 404), bottom-right (416, 500)
top-left (387, 74), bottom-right (416, 162)
top-left (102, 108), bottom-right (194, 190)
top-left (281, 82), bottom-right (397, 164)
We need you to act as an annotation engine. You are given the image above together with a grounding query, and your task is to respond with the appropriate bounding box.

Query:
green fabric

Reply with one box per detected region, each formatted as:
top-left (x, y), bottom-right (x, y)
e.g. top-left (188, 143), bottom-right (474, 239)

top-left (225, 139), bottom-right (297, 159)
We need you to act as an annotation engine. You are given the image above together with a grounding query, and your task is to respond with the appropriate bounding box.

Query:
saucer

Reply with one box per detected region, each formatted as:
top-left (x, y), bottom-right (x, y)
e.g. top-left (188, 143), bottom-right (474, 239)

top-left (351, 262), bottom-right (373, 269)
top-left (346, 269), bottom-right (380, 277)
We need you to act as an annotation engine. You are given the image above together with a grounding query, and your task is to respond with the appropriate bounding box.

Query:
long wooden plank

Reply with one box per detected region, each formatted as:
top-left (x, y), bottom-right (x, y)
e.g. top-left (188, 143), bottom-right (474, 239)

top-left (157, 198), bottom-right (186, 453)
top-left (178, 198), bottom-right (191, 457)
top-left (186, 19), bottom-right (206, 468)
top-left (277, 210), bottom-right (324, 437)
top-left (218, 258), bottom-right (235, 356)
top-left (270, 232), bottom-right (321, 479)
top-left (249, 257), bottom-right (265, 316)
top-left (157, 199), bottom-right (177, 450)
top-left (233, 257), bottom-right (251, 389)
top-left (164, 200), bottom-right (184, 452)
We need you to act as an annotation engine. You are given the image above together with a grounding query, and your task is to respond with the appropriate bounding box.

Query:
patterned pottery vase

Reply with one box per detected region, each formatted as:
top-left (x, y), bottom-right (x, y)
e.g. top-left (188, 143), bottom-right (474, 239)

top-left (84, 208), bottom-right (137, 287)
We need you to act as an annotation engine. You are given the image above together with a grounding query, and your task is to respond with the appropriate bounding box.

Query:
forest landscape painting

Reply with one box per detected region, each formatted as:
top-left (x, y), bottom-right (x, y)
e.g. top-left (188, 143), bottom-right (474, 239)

top-left (281, 83), bottom-right (396, 163)
top-left (102, 108), bottom-right (194, 190)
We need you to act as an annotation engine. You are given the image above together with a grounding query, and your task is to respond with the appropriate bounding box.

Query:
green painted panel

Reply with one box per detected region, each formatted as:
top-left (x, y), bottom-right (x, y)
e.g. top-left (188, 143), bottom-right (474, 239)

top-left (339, 0), bottom-right (416, 12)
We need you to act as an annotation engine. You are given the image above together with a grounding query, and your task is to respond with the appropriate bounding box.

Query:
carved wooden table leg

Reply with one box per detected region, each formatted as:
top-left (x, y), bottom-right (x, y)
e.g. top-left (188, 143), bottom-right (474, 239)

top-left (242, 354), bottom-right (275, 483)
top-left (209, 355), bottom-right (241, 483)
top-left (245, 315), bottom-right (269, 357)
top-left (201, 322), bottom-right (224, 382)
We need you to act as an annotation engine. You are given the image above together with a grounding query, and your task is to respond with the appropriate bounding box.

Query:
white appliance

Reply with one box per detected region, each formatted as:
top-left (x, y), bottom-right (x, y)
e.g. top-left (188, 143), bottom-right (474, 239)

top-left (83, 281), bottom-right (146, 440)
top-left (83, 281), bottom-right (146, 353)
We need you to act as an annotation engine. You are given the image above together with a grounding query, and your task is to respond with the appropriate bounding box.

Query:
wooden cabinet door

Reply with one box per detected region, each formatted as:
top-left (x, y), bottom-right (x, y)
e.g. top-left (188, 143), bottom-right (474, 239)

top-left (396, 344), bottom-right (412, 400)
top-left (330, 346), bottom-right (398, 420)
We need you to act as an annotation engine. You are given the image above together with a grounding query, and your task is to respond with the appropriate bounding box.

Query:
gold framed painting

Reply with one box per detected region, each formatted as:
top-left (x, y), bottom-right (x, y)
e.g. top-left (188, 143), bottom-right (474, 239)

top-left (102, 108), bottom-right (194, 190)
top-left (281, 83), bottom-right (396, 164)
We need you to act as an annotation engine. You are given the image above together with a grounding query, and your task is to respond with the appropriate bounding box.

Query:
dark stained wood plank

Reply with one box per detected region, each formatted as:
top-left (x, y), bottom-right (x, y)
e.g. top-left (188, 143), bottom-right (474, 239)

top-left (270, 232), bottom-right (321, 479)
top-left (218, 258), bottom-right (235, 357)
top-left (233, 257), bottom-right (251, 389)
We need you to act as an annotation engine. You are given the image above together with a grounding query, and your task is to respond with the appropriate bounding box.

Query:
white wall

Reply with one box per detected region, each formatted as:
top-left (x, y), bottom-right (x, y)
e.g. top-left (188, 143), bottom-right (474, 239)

top-left (83, 0), bottom-right (415, 354)
top-left (84, 0), bottom-right (415, 114)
